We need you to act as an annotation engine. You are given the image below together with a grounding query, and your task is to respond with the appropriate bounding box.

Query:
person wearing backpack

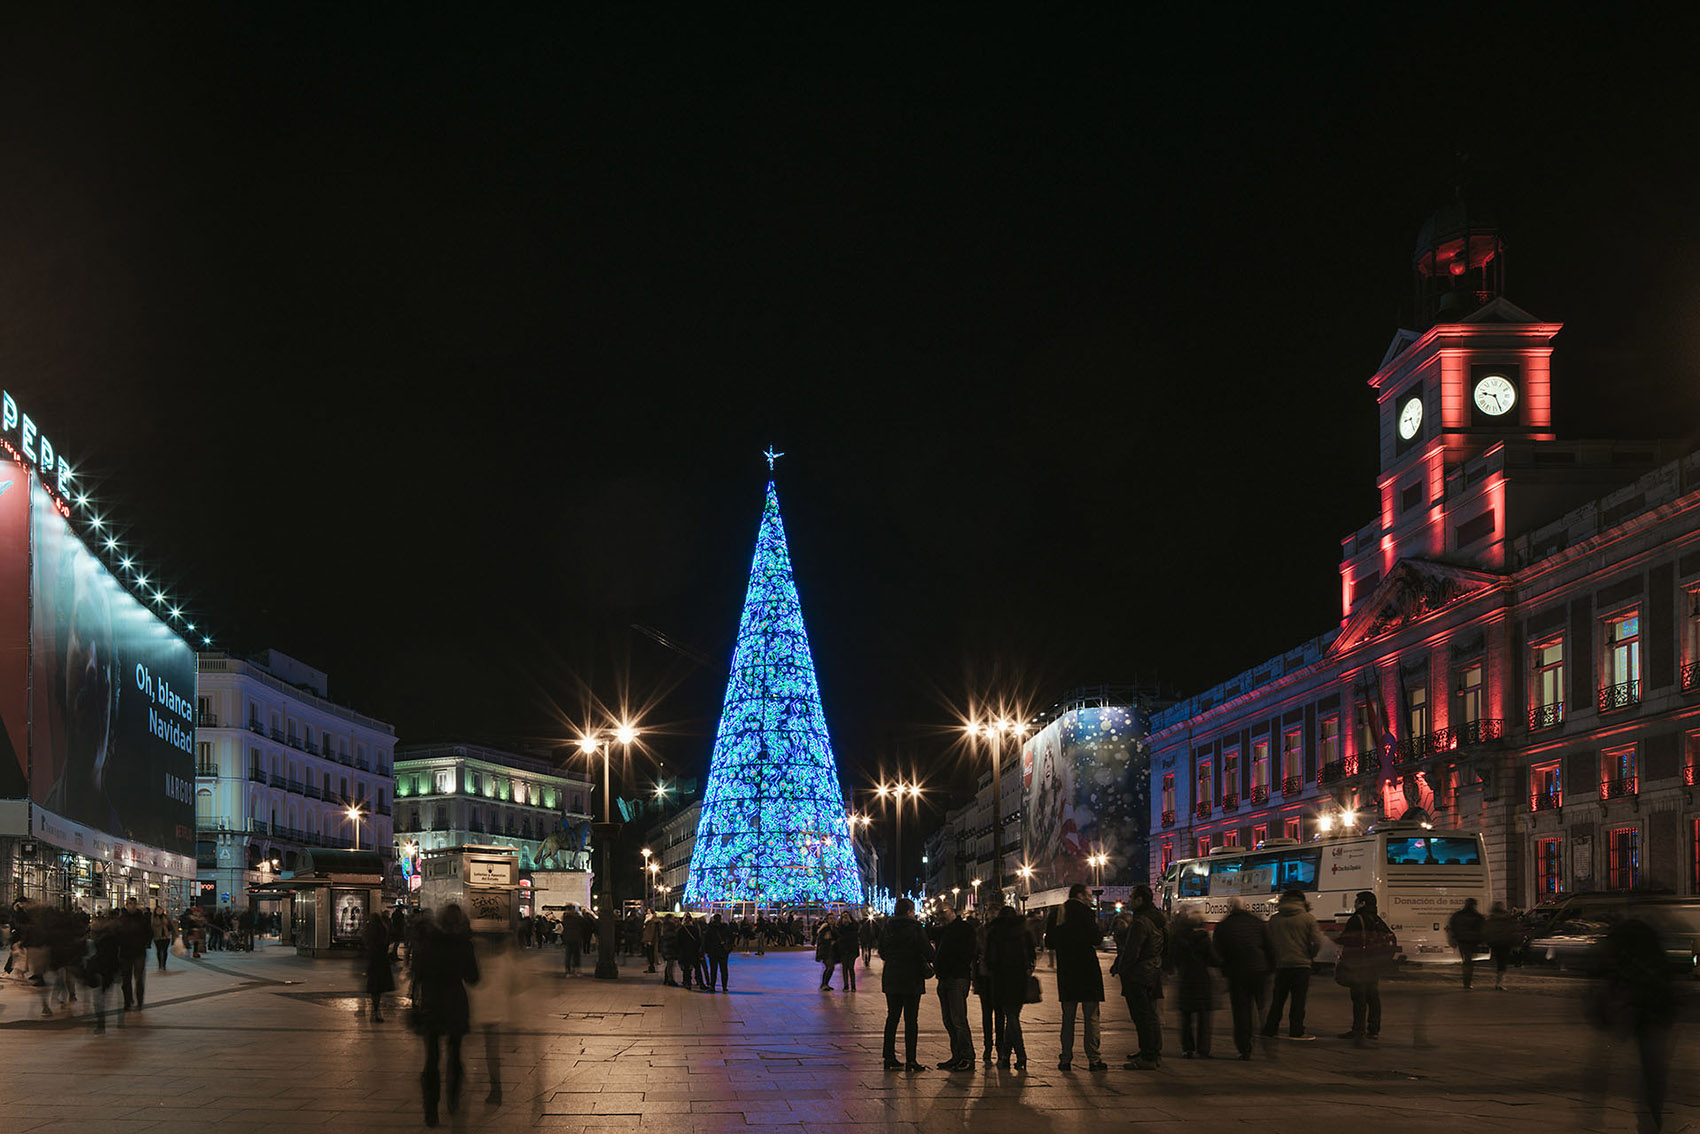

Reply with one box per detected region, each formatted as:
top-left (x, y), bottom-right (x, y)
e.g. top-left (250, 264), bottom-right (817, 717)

top-left (1335, 890), bottom-right (1396, 1045)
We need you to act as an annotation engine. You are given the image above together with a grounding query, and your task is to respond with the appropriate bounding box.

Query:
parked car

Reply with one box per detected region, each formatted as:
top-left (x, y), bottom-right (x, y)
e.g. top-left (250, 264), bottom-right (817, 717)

top-left (1523, 892), bottom-right (1700, 975)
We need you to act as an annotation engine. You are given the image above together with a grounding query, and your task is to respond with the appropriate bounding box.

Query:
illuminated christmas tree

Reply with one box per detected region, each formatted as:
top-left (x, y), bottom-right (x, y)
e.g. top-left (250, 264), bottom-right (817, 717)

top-left (685, 472), bottom-right (861, 907)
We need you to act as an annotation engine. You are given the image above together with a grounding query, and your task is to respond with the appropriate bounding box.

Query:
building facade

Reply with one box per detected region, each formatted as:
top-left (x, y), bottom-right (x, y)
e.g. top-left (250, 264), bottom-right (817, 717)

top-left (648, 799), bottom-right (700, 912)
top-left (1147, 207), bottom-right (1700, 909)
top-left (924, 687), bottom-right (1156, 906)
top-left (195, 650), bottom-right (397, 910)
top-left (392, 741), bottom-right (593, 883)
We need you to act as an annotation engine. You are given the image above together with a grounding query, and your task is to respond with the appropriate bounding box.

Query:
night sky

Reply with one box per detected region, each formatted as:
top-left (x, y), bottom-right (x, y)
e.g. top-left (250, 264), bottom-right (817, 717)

top-left (4, 10), bottom-right (1698, 825)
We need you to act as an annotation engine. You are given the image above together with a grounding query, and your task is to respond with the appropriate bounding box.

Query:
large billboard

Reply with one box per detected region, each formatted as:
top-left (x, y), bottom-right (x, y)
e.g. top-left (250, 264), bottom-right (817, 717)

top-left (28, 480), bottom-right (196, 855)
top-left (0, 468), bottom-right (29, 799)
top-left (1021, 704), bottom-right (1149, 891)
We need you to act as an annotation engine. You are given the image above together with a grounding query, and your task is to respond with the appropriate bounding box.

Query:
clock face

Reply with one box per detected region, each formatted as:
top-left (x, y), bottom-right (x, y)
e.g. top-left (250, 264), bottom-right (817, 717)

top-left (1397, 396), bottom-right (1423, 440)
top-left (1473, 374), bottom-right (1517, 416)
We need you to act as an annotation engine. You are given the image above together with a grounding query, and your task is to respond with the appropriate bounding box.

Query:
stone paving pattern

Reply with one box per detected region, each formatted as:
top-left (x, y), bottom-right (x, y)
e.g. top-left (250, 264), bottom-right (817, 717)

top-left (0, 941), bottom-right (1691, 1132)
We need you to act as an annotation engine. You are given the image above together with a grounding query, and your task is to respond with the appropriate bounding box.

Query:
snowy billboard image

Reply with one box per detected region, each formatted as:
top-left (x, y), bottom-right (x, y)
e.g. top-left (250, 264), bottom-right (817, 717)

top-left (1021, 704), bottom-right (1149, 891)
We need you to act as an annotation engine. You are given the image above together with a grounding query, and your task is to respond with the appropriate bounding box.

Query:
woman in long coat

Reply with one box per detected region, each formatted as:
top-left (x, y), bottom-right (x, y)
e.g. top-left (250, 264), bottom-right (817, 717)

top-left (413, 904), bottom-right (480, 1127)
top-left (834, 912), bottom-right (860, 991)
top-left (362, 913), bottom-right (394, 1021)
top-left (983, 904), bottom-right (1037, 1069)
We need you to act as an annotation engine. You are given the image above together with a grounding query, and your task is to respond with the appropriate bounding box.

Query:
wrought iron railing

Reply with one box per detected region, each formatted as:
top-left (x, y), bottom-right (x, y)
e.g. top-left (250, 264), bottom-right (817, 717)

top-left (196, 763), bottom-right (220, 777)
top-left (1194, 799), bottom-right (1213, 820)
top-left (1392, 730), bottom-right (1453, 764)
top-left (1599, 776), bottom-right (1637, 800)
top-left (1160, 809), bottom-right (1176, 827)
top-left (1250, 784), bottom-right (1269, 805)
top-left (1685, 766), bottom-right (1695, 787)
top-left (1684, 661), bottom-right (1699, 692)
top-left (1456, 718), bottom-right (1505, 745)
top-left (1528, 702), bottom-right (1563, 731)
top-left (1280, 774), bottom-right (1304, 796)
top-left (1598, 680), bottom-right (1640, 713)
top-left (1221, 792), bottom-right (1239, 812)
top-left (197, 711), bottom-right (219, 728)
top-left (1529, 790), bottom-right (1562, 812)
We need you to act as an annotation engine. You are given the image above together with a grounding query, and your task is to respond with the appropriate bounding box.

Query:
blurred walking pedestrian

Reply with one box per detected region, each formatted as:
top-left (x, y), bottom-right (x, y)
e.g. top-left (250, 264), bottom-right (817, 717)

top-left (413, 904), bottom-right (480, 1127)
top-left (1484, 902), bottom-right (1519, 990)
top-left (1046, 883), bottom-right (1107, 1071)
top-left (1584, 917), bottom-right (1675, 1132)
top-left (363, 912), bottom-right (394, 1021)
top-left (561, 904), bottom-right (586, 975)
top-left (1447, 897), bottom-right (1486, 989)
top-left (1170, 910), bottom-right (1217, 1058)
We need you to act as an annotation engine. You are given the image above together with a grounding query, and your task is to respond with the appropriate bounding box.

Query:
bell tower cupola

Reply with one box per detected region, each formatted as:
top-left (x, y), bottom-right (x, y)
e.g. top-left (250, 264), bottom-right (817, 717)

top-left (1412, 192), bottom-right (1507, 330)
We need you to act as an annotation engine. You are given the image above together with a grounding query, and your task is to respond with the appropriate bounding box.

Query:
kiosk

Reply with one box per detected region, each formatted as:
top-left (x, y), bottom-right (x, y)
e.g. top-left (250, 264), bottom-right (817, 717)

top-left (274, 849), bottom-right (387, 957)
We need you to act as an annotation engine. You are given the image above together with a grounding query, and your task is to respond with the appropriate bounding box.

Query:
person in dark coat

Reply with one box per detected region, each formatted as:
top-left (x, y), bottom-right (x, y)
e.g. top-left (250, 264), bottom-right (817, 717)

top-left (1170, 912), bottom-right (1218, 1058)
top-left (676, 915), bottom-right (703, 991)
top-left (1484, 902), bottom-right (1519, 990)
top-left (1446, 897), bottom-right (1487, 989)
top-left (984, 903), bottom-right (1037, 1069)
top-left (932, 904), bottom-right (977, 1070)
top-left (972, 908), bottom-right (1005, 1066)
top-left (1336, 890), bottom-right (1395, 1044)
top-left (412, 904), bottom-right (480, 1127)
top-left (814, 916), bottom-right (838, 990)
top-left (560, 904), bottom-right (586, 974)
top-left (1045, 883), bottom-right (1107, 1070)
top-left (362, 913), bottom-right (394, 1021)
top-left (703, 913), bottom-right (732, 991)
top-left (1584, 917), bottom-right (1676, 1131)
top-left (878, 897), bottom-right (936, 1072)
top-left (1213, 899), bottom-right (1273, 1060)
top-left (1113, 886), bottom-right (1166, 1069)
top-left (834, 912), bottom-right (860, 991)
top-left (389, 905), bottom-right (407, 961)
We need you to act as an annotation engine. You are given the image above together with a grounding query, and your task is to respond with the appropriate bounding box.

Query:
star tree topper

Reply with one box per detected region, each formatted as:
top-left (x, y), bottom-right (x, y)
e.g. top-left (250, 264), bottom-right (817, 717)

top-left (763, 446), bottom-right (785, 470)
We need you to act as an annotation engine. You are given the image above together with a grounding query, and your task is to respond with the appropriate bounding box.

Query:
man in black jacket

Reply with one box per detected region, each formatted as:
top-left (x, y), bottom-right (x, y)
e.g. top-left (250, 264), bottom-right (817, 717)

top-left (878, 898), bottom-right (936, 1072)
top-left (932, 904), bottom-right (977, 1071)
top-left (1047, 883), bottom-right (1108, 1071)
top-left (117, 898), bottom-right (152, 1011)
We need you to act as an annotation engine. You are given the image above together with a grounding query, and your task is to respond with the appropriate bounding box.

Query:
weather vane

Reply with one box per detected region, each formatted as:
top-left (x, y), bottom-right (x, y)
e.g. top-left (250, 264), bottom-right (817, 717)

top-left (763, 446), bottom-right (785, 470)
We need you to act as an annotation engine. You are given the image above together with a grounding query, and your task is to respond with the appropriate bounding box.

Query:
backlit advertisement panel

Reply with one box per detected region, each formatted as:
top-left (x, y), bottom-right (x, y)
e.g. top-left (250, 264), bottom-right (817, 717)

top-left (1021, 705), bottom-right (1150, 891)
top-left (29, 481), bottom-right (196, 855)
top-left (0, 465), bottom-right (30, 798)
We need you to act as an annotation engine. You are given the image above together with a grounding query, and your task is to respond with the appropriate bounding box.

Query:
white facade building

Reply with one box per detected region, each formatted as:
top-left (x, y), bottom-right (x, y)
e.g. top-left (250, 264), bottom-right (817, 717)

top-left (392, 741), bottom-right (593, 880)
top-left (195, 650), bottom-right (397, 911)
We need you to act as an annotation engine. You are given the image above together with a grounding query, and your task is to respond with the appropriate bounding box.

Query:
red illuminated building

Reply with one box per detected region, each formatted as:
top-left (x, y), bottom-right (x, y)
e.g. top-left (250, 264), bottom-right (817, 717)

top-left (1148, 202), bottom-right (1700, 906)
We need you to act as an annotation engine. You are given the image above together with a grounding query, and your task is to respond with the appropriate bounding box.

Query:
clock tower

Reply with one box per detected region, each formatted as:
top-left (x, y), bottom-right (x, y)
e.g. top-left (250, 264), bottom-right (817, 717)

top-left (1339, 199), bottom-right (1561, 618)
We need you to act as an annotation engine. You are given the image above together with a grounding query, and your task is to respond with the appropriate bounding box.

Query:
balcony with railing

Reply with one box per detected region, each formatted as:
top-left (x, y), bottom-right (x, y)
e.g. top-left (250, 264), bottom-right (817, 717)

top-left (1528, 702), bottom-right (1564, 731)
top-left (1684, 661), bottom-right (1699, 692)
top-left (1160, 809), bottom-right (1176, 827)
top-left (1220, 792), bottom-right (1239, 813)
top-left (1250, 784), bottom-right (1270, 805)
top-left (1685, 765), bottom-right (1695, 787)
top-left (1456, 718), bottom-right (1505, 746)
top-left (1529, 789), bottom-right (1562, 812)
top-left (1194, 799), bottom-right (1213, 820)
top-left (198, 711), bottom-right (220, 728)
top-left (1599, 776), bottom-right (1638, 800)
top-left (1280, 774), bottom-right (1304, 796)
top-left (1598, 680), bottom-right (1640, 713)
top-left (1392, 730), bottom-right (1454, 766)
top-left (247, 718), bottom-right (264, 735)
top-left (196, 762), bottom-right (220, 777)
top-left (249, 766), bottom-right (267, 783)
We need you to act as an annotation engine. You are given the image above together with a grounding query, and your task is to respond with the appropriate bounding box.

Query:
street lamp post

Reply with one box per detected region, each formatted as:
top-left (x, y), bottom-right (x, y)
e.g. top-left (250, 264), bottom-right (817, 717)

top-left (346, 804), bottom-right (365, 852)
top-left (579, 723), bottom-right (639, 981)
top-left (641, 847), bottom-right (653, 913)
top-left (970, 877), bottom-right (981, 909)
top-left (875, 781), bottom-right (921, 900)
top-left (967, 716), bottom-right (1030, 904)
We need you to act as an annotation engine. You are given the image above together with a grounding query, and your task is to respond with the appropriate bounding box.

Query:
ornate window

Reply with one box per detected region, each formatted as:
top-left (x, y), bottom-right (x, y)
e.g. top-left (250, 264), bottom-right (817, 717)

top-left (1600, 612), bottom-right (1641, 711)
top-left (1534, 836), bottom-right (1563, 898)
top-left (1529, 761), bottom-right (1562, 811)
top-left (1607, 826), bottom-right (1640, 890)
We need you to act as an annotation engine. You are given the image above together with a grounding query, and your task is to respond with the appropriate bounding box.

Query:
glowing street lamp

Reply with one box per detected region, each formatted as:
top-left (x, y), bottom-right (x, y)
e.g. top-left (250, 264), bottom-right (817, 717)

top-left (578, 720), bottom-right (641, 980)
top-left (873, 779), bottom-right (923, 899)
top-left (970, 878), bottom-right (982, 908)
top-left (345, 803), bottom-right (366, 852)
top-left (965, 714), bottom-right (1030, 900)
top-left (1088, 852), bottom-right (1108, 891)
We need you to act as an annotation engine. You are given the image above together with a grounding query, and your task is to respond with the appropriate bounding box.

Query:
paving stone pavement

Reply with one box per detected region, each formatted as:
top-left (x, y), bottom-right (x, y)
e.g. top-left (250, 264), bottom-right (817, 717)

top-left (0, 941), bottom-right (1692, 1132)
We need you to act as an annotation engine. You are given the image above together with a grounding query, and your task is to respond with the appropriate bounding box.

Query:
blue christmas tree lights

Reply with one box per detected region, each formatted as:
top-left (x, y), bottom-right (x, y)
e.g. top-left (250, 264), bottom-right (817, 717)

top-left (685, 479), bottom-right (862, 907)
